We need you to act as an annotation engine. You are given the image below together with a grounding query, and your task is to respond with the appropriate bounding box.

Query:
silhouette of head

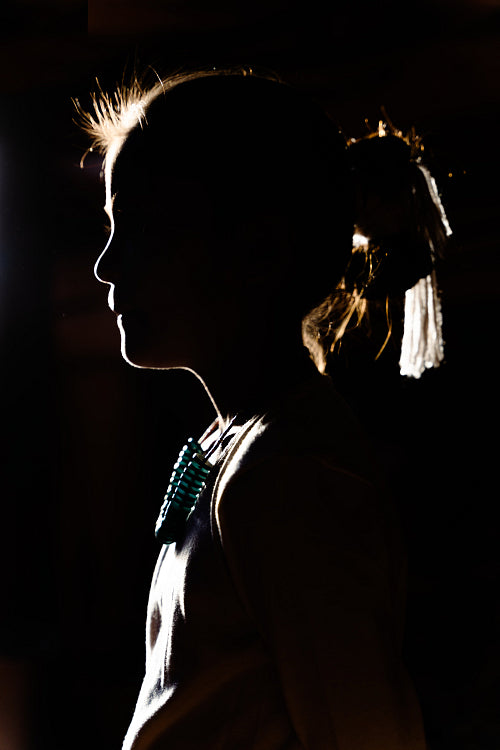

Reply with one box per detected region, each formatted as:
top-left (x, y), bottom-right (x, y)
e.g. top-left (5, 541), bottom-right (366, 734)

top-left (93, 72), bottom-right (354, 371)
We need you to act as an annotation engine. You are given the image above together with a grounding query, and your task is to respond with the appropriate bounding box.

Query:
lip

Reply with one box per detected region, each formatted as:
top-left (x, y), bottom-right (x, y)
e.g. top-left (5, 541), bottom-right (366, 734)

top-left (107, 287), bottom-right (132, 316)
top-left (110, 300), bottom-right (135, 316)
top-left (116, 310), bottom-right (147, 326)
top-left (110, 301), bottom-right (132, 315)
top-left (108, 289), bottom-right (144, 321)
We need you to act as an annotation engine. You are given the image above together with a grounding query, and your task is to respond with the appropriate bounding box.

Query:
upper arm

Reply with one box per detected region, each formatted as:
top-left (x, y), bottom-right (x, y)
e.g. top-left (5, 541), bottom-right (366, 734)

top-left (216, 455), bottom-right (426, 750)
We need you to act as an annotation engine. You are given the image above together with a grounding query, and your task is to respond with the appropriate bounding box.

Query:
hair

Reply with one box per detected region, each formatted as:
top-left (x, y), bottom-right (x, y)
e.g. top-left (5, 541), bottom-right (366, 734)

top-left (76, 66), bottom-right (451, 377)
top-left (76, 67), bottom-right (263, 166)
top-left (74, 69), bottom-right (232, 213)
top-left (303, 124), bottom-right (452, 373)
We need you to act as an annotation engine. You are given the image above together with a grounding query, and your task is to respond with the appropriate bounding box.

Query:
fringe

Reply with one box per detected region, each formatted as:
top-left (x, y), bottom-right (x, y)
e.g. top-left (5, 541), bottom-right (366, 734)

top-left (399, 270), bottom-right (444, 378)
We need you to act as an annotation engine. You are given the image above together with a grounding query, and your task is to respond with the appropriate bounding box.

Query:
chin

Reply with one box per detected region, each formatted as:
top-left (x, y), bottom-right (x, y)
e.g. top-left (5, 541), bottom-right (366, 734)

top-left (118, 316), bottom-right (162, 369)
top-left (120, 342), bottom-right (149, 369)
top-left (117, 317), bottom-right (196, 371)
top-left (120, 335), bottom-right (190, 371)
top-left (120, 338), bottom-right (164, 369)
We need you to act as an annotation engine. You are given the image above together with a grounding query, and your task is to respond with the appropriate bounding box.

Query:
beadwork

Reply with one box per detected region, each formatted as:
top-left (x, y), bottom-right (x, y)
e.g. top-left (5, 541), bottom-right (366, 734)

top-left (155, 438), bottom-right (212, 545)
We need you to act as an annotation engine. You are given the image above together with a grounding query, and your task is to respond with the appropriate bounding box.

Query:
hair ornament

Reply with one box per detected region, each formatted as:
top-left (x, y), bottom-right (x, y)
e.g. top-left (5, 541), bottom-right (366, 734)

top-left (399, 162), bottom-right (451, 377)
top-left (344, 112), bottom-right (452, 378)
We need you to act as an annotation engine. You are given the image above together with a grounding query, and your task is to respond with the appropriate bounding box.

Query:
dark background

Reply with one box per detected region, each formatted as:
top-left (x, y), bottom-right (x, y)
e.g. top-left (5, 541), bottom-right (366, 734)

top-left (0, 1), bottom-right (499, 748)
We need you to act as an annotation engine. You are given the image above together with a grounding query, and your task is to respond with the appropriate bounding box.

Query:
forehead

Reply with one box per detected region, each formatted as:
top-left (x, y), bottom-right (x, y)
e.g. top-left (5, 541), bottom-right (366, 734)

top-left (109, 133), bottom-right (215, 223)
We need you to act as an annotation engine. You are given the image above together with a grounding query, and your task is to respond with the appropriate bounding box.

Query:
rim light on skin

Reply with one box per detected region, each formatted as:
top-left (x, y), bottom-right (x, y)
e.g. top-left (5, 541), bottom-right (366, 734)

top-left (76, 67), bottom-right (273, 294)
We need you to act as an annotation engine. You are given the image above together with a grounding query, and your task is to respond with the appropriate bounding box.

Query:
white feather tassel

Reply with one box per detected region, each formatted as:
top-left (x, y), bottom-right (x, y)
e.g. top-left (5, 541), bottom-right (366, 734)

top-left (399, 270), bottom-right (444, 378)
top-left (398, 164), bottom-right (451, 378)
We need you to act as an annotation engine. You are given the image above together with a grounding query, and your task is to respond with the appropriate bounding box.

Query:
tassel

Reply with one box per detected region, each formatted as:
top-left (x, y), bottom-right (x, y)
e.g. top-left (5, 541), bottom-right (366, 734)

top-left (398, 164), bottom-right (451, 378)
top-left (399, 269), bottom-right (444, 378)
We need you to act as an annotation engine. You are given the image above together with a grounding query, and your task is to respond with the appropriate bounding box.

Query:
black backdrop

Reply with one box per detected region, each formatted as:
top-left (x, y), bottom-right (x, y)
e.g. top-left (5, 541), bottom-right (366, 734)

top-left (1, 2), bottom-right (499, 748)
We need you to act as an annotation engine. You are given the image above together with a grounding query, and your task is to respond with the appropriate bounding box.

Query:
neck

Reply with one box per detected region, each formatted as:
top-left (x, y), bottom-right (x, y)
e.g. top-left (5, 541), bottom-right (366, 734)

top-left (195, 340), bottom-right (318, 430)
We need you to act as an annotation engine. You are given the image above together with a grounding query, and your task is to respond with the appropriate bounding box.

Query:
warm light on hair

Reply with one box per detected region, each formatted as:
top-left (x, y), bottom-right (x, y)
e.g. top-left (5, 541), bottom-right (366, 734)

top-left (354, 106), bottom-right (425, 160)
top-left (73, 66), bottom-right (272, 212)
top-left (76, 71), bottom-right (450, 378)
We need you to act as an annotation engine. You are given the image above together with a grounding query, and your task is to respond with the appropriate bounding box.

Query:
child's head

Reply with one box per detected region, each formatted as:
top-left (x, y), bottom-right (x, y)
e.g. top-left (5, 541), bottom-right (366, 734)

top-left (81, 67), bottom-right (450, 378)
top-left (88, 69), bottom-right (355, 370)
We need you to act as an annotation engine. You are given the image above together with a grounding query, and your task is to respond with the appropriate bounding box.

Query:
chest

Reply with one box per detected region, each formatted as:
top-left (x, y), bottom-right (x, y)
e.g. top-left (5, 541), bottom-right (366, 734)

top-left (146, 478), bottom-right (258, 683)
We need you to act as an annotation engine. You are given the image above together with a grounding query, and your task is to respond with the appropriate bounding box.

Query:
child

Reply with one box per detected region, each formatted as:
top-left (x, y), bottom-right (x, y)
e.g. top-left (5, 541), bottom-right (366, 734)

top-left (80, 67), bottom-right (449, 749)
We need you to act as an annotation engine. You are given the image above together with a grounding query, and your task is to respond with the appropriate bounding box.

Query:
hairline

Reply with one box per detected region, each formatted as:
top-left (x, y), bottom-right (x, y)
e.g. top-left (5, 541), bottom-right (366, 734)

top-left (77, 67), bottom-right (279, 215)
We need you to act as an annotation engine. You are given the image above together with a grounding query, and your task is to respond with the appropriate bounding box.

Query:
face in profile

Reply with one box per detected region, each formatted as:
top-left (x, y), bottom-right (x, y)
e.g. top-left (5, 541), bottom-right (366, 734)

top-left (95, 162), bottom-right (236, 371)
top-left (92, 75), bottom-right (353, 378)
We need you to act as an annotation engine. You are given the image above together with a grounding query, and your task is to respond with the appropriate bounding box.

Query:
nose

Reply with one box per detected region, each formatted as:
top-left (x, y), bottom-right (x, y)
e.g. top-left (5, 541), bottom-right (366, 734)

top-left (94, 231), bottom-right (115, 284)
top-left (94, 238), bottom-right (118, 313)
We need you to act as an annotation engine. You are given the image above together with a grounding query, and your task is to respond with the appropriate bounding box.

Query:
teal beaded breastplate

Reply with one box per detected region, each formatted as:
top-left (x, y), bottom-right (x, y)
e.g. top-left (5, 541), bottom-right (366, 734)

top-left (155, 437), bottom-right (212, 545)
top-left (155, 418), bottom-right (241, 546)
